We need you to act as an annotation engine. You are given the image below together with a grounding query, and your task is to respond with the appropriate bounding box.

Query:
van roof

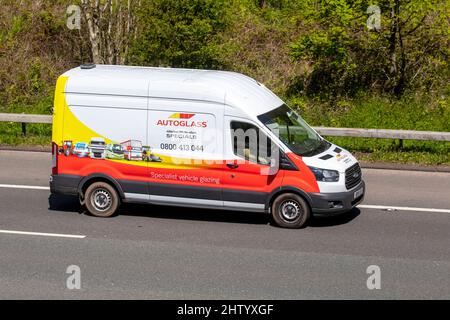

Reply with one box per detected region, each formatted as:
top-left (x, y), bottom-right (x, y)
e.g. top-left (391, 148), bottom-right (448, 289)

top-left (62, 64), bottom-right (284, 116)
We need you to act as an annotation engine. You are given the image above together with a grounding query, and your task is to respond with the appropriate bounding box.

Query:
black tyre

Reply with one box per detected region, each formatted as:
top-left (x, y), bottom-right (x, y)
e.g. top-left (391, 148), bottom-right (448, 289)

top-left (84, 182), bottom-right (120, 217)
top-left (271, 193), bottom-right (310, 228)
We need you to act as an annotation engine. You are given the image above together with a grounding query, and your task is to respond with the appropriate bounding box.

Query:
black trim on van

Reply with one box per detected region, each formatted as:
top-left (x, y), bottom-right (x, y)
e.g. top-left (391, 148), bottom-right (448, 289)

top-left (265, 186), bottom-right (314, 211)
top-left (52, 174), bottom-right (364, 215)
top-left (78, 173), bottom-right (126, 198)
top-left (264, 183), bottom-right (365, 214)
top-left (50, 174), bottom-right (81, 196)
top-left (51, 173), bottom-right (268, 204)
top-left (118, 179), bottom-right (149, 195)
top-left (309, 181), bottom-right (365, 214)
top-left (223, 188), bottom-right (268, 204)
top-left (50, 173), bottom-right (127, 198)
top-left (114, 178), bottom-right (266, 203)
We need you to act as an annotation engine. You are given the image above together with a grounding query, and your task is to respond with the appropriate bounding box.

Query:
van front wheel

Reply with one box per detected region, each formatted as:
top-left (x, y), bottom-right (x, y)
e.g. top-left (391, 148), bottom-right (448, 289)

top-left (84, 182), bottom-right (120, 217)
top-left (271, 193), bottom-right (310, 228)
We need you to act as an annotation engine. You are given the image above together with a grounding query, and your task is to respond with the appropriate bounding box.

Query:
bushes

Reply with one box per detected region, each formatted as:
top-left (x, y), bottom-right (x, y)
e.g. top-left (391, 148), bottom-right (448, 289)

top-left (289, 93), bottom-right (450, 131)
top-left (288, 0), bottom-right (450, 98)
top-left (286, 93), bottom-right (450, 164)
top-left (129, 0), bottom-right (232, 69)
top-left (0, 0), bottom-right (87, 110)
top-left (1, 0), bottom-right (448, 107)
top-left (0, 0), bottom-right (449, 164)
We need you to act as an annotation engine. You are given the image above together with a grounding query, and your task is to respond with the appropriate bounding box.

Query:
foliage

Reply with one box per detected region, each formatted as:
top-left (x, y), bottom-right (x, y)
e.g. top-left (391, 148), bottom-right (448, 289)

top-left (289, 0), bottom-right (450, 97)
top-left (0, 0), bottom-right (448, 164)
top-left (0, 0), bottom-right (87, 107)
top-left (129, 0), bottom-right (232, 68)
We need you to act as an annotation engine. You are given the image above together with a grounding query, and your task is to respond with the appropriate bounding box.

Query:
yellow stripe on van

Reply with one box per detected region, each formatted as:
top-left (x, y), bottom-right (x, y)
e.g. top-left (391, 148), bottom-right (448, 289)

top-left (51, 76), bottom-right (68, 146)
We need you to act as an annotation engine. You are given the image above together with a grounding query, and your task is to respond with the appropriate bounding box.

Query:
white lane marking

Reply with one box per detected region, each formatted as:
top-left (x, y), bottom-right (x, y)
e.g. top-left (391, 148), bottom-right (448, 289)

top-left (0, 230), bottom-right (86, 239)
top-left (0, 184), bottom-right (49, 190)
top-left (359, 204), bottom-right (450, 214)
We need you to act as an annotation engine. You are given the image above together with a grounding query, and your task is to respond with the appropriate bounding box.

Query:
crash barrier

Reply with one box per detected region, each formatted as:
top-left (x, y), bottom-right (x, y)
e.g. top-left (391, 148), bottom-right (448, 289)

top-left (0, 113), bottom-right (52, 137)
top-left (1, 113), bottom-right (449, 142)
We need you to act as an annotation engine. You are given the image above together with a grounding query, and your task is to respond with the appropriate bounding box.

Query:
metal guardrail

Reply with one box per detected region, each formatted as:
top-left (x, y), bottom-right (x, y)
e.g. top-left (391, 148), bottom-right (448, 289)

top-left (313, 127), bottom-right (450, 142)
top-left (0, 113), bottom-right (53, 124)
top-left (0, 113), bottom-right (449, 141)
top-left (0, 113), bottom-right (52, 136)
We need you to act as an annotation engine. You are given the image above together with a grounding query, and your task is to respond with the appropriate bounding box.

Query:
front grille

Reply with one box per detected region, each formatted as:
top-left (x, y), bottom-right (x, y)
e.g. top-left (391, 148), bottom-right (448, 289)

top-left (345, 163), bottom-right (362, 190)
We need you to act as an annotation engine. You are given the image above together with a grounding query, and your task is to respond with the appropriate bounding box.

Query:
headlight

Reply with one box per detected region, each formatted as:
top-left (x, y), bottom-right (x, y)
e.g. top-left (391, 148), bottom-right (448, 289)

top-left (308, 166), bottom-right (340, 182)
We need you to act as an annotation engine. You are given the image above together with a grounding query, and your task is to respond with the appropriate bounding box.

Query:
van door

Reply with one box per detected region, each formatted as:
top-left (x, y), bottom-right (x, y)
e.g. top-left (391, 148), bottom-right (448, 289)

top-left (222, 117), bottom-right (284, 211)
top-left (146, 99), bottom-right (224, 208)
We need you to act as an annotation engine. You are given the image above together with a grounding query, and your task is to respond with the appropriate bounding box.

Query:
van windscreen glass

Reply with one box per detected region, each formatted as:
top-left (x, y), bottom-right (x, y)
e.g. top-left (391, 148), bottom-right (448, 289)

top-left (257, 104), bottom-right (330, 157)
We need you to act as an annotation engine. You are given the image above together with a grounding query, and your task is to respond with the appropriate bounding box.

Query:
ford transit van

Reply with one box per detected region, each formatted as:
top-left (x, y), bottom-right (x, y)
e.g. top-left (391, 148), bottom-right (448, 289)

top-left (50, 64), bottom-right (365, 228)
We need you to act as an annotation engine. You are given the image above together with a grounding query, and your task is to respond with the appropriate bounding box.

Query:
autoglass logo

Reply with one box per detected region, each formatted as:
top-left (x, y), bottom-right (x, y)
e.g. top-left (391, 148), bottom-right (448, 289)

top-left (169, 113), bottom-right (195, 119)
top-left (156, 113), bottom-right (207, 128)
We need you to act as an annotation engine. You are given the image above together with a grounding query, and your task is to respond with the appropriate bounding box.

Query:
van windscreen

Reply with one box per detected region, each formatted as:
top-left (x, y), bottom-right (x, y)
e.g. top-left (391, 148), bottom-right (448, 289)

top-left (257, 104), bottom-right (330, 157)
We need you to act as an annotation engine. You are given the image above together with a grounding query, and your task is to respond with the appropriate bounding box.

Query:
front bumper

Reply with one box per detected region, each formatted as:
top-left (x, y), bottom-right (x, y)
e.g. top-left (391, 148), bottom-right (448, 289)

top-left (309, 180), bottom-right (365, 214)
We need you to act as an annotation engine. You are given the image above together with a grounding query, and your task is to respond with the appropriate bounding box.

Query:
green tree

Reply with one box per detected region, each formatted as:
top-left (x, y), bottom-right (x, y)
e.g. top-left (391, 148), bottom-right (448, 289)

top-left (129, 0), bottom-right (232, 68)
top-left (289, 0), bottom-right (450, 97)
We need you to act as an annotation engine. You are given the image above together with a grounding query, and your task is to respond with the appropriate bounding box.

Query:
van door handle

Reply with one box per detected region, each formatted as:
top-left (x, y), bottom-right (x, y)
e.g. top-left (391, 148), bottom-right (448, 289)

top-left (227, 163), bottom-right (239, 169)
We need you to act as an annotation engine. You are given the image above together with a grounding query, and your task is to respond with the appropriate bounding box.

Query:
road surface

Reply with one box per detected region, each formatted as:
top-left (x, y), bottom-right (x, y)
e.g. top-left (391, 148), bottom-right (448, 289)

top-left (0, 150), bottom-right (449, 299)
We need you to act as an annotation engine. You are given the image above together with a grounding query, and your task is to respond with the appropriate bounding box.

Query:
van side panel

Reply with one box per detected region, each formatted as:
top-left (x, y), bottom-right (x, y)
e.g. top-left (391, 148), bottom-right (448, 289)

top-left (145, 99), bottom-right (225, 204)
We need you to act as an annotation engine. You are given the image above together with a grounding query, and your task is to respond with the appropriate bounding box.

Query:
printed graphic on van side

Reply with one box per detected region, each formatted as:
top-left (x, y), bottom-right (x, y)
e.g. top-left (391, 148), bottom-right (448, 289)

top-left (63, 137), bottom-right (163, 163)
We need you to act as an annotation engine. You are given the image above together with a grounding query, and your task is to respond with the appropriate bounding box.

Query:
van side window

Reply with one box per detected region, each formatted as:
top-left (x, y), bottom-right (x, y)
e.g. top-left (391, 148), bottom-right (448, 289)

top-left (230, 121), bottom-right (273, 165)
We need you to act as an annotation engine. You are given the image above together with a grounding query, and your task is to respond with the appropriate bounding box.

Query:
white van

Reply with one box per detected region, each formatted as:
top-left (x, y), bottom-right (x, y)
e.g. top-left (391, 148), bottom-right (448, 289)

top-left (50, 64), bottom-right (365, 228)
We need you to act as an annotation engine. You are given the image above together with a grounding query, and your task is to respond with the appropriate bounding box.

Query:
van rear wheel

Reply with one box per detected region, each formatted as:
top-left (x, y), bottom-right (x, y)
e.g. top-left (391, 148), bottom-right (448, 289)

top-left (84, 182), bottom-right (120, 217)
top-left (271, 193), bottom-right (310, 228)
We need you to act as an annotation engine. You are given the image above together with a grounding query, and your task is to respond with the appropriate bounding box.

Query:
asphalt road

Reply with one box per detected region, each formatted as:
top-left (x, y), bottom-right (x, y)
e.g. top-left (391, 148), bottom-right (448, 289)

top-left (0, 150), bottom-right (449, 299)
